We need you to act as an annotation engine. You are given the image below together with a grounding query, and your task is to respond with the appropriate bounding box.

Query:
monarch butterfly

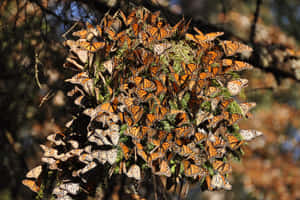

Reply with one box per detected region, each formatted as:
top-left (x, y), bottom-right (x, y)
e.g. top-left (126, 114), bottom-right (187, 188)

top-left (205, 86), bottom-right (219, 97)
top-left (25, 165), bottom-right (42, 179)
top-left (118, 111), bottom-right (133, 126)
top-left (135, 142), bottom-right (149, 163)
top-left (155, 160), bottom-right (171, 177)
top-left (220, 98), bottom-right (233, 110)
top-left (147, 22), bottom-right (171, 41)
top-left (194, 132), bottom-right (207, 143)
top-left (154, 130), bottom-right (168, 143)
top-left (205, 141), bottom-right (218, 159)
top-left (174, 145), bottom-right (194, 157)
top-left (194, 27), bottom-right (224, 42)
top-left (74, 95), bottom-right (85, 107)
top-left (138, 7), bottom-right (149, 23)
top-left (223, 112), bottom-right (243, 125)
top-left (171, 18), bottom-right (184, 36)
top-left (131, 76), bottom-right (156, 92)
top-left (212, 160), bottom-right (232, 174)
top-left (183, 160), bottom-right (206, 177)
top-left (188, 153), bottom-right (206, 166)
top-left (208, 64), bottom-right (222, 76)
top-left (221, 40), bottom-right (253, 56)
top-left (150, 11), bottom-right (160, 25)
top-left (126, 164), bottom-right (141, 180)
top-left (22, 179), bottom-right (40, 192)
top-left (210, 173), bottom-right (232, 190)
top-left (127, 105), bottom-right (144, 124)
top-left (195, 110), bottom-right (213, 126)
top-left (226, 78), bottom-right (248, 96)
top-left (98, 102), bottom-right (115, 114)
top-left (239, 102), bottom-right (256, 116)
top-left (65, 72), bottom-right (89, 85)
top-left (176, 18), bottom-right (191, 37)
top-left (198, 72), bottom-right (212, 80)
top-left (174, 126), bottom-right (193, 138)
top-left (224, 133), bottom-right (244, 150)
top-left (79, 153), bottom-right (94, 164)
top-left (47, 133), bottom-right (65, 146)
top-left (186, 31), bottom-right (223, 44)
top-left (222, 59), bottom-right (253, 72)
top-left (124, 112), bottom-right (134, 126)
top-left (208, 115), bottom-right (224, 128)
top-left (122, 97), bottom-right (135, 108)
top-left (149, 66), bottom-right (160, 76)
top-left (182, 63), bottom-right (198, 75)
top-left (175, 112), bottom-right (190, 127)
top-left (146, 113), bottom-right (157, 126)
top-left (40, 144), bottom-right (58, 158)
top-left (125, 126), bottom-right (145, 140)
top-left (202, 51), bottom-right (221, 65)
top-left (135, 88), bottom-right (153, 102)
top-left (149, 99), bottom-right (168, 120)
top-left (239, 129), bottom-right (263, 141)
top-left (153, 43), bottom-right (172, 55)
top-left (93, 149), bottom-right (118, 165)
top-left (119, 10), bottom-right (137, 26)
top-left (78, 41), bottom-right (105, 52)
top-left (102, 14), bottom-right (114, 30)
top-left (150, 151), bottom-right (164, 162)
top-left (107, 126), bottom-right (120, 145)
top-left (118, 34), bottom-right (132, 48)
top-left (160, 142), bottom-right (171, 153)
top-left (73, 22), bottom-right (99, 39)
top-left (106, 29), bottom-right (126, 41)
top-left (154, 79), bottom-right (167, 95)
top-left (131, 23), bottom-right (141, 37)
top-left (212, 135), bottom-right (226, 147)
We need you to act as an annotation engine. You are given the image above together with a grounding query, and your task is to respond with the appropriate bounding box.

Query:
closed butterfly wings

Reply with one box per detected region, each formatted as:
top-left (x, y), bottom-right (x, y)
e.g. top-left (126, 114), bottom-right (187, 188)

top-left (22, 165), bottom-right (43, 192)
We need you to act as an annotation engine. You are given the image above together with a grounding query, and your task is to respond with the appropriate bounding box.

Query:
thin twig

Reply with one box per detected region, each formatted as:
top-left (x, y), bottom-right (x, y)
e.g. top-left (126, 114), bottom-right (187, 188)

top-left (34, 51), bottom-right (43, 89)
top-left (250, 0), bottom-right (262, 43)
top-left (62, 21), bottom-right (79, 40)
top-left (39, 90), bottom-right (54, 107)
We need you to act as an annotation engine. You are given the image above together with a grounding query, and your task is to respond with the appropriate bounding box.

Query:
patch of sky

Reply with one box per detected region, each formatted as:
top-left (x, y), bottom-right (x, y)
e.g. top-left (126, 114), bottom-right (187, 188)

top-left (281, 125), bottom-right (300, 160)
top-left (296, 6), bottom-right (300, 20)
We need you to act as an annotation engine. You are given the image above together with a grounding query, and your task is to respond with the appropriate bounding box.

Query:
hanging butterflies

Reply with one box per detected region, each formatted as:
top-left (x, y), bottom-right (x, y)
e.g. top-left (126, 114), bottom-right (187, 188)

top-left (24, 7), bottom-right (260, 198)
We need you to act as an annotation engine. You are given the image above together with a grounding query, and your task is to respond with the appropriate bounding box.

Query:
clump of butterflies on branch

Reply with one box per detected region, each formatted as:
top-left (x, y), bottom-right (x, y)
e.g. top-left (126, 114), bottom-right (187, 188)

top-left (23, 6), bottom-right (263, 200)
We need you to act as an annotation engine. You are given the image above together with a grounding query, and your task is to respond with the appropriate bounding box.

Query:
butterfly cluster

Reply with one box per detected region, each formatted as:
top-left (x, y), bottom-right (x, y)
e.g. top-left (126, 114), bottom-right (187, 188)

top-left (23, 7), bottom-right (262, 199)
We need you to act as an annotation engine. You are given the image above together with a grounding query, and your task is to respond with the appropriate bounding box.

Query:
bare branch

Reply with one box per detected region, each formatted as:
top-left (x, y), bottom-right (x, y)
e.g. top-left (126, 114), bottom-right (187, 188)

top-left (250, 0), bottom-right (263, 43)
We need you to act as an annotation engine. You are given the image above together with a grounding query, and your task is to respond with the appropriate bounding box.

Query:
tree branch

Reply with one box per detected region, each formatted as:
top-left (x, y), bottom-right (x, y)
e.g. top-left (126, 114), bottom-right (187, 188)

top-left (250, 0), bottom-right (262, 43)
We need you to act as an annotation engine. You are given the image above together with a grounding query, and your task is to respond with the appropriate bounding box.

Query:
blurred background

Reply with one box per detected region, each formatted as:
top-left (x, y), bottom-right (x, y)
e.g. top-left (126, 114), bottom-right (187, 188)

top-left (1, 0), bottom-right (300, 199)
